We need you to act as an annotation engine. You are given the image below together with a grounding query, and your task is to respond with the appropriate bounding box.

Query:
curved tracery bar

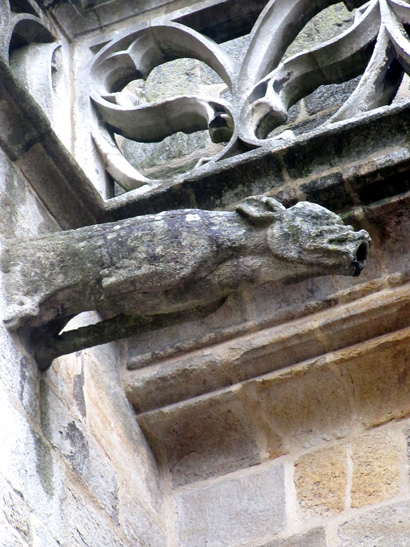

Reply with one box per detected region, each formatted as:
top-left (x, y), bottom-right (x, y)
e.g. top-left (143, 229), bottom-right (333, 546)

top-left (89, 0), bottom-right (410, 189)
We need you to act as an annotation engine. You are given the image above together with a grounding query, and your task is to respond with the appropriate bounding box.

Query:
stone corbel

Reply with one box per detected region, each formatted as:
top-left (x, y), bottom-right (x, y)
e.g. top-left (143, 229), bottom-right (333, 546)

top-left (1, 196), bottom-right (370, 371)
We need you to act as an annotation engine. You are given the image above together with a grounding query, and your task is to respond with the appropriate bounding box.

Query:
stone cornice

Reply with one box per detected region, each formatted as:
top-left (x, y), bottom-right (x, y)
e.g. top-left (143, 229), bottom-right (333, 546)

top-left (123, 275), bottom-right (410, 414)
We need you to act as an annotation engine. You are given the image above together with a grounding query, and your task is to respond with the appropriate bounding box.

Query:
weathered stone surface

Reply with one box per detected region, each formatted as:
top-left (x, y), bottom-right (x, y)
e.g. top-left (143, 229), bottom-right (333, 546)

top-left (260, 527), bottom-right (327, 547)
top-left (0, 381), bottom-right (67, 545)
top-left (0, 477), bottom-right (32, 545)
top-left (3, 196), bottom-right (369, 333)
top-left (0, 318), bottom-right (39, 421)
top-left (244, 365), bottom-right (352, 453)
top-left (118, 499), bottom-right (167, 547)
top-left (139, 389), bottom-right (260, 487)
top-left (0, 519), bottom-right (29, 547)
top-left (304, 77), bottom-right (360, 117)
top-left (126, 290), bottom-right (248, 369)
top-left (67, 488), bottom-right (124, 547)
top-left (40, 380), bottom-right (119, 520)
top-left (348, 147), bottom-right (410, 208)
top-left (176, 464), bottom-right (286, 546)
top-left (334, 329), bottom-right (410, 427)
top-left (338, 500), bottom-right (410, 546)
top-left (125, 277), bottom-right (410, 411)
top-left (403, 426), bottom-right (410, 484)
top-left (39, 0), bottom-right (267, 41)
top-left (295, 445), bottom-right (347, 516)
top-left (83, 356), bottom-right (164, 514)
top-left (365, 193), bottom-right (410, 276)
top-left (87, 0), bottom-right (407, 187)
top-left (351, 428), bottom-right (402, 508)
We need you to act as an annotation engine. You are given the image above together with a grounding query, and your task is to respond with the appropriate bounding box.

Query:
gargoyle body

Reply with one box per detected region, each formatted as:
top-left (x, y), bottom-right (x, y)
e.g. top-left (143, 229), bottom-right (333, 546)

top-left (1, 196), bottom-right (370, 331)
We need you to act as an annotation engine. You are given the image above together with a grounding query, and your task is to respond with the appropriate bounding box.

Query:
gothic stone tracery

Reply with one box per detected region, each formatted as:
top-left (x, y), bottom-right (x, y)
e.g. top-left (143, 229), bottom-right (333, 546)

top-left (90, 0), bottom-right (410, 191)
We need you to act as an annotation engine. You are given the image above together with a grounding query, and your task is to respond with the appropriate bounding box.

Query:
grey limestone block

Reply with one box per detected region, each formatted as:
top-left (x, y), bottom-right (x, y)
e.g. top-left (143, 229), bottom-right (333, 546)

top-left (337, 500), bottom-right (410, 546)
top-left (40, 381), bottom-right (119, 521)
top-left (260, 527), bottom-right (328, 546)
top-left (176, 463), bottom-right (286, 547)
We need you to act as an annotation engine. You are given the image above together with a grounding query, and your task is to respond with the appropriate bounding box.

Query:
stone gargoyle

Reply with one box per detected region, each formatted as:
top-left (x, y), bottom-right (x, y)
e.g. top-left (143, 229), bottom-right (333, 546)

top-left (1, 196), bottom-right (370, 369)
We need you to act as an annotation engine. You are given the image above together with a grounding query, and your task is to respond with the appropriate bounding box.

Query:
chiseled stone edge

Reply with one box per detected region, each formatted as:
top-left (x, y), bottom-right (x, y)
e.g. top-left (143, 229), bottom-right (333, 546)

top-left (105, 98), bottom-right (410, 220)
top-left (3, 36), bottom-right (410, 230)
top-left (124, 278), bottom-right (410, 413)
top-left (0, 58), bottom-right (103, 230)
top-left (37, 0), bottom-right (268, 42)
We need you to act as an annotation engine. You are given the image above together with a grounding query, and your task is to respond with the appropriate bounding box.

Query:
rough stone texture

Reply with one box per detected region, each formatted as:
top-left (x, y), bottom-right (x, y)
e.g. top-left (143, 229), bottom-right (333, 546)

top-left (127, 276), bottom-right (410, 410)
top-left (335, 331), bottom-right (410, 427)
top-left (139, 389), bottom-right (260, 487)
top-left (82, 352), bottom-right (164, 515)
top-left (175, 463), bottom-right (286, 547)
top-left (0, 477), bottom-right (32, 546)
top-left (2, 196), bottom-right (369, 339)
top-left (67, 488), bottom-right (125, 547)
top-left (38, 0), bottom-right (267, 41)
top-left (351, 428), bottom-right (402, 508)
top-left (365, 193), bottom-right (410, 277)
top-left (295, 445), bottom-right (347, 517)
top-left (338, 500), bottom-right (410, 546)
top-left (40, 380), bottom-right (119, 520)
top-left (5, 1), bottom-right (410, 546)
top-left (244, 366), bottom-right (352, 454)
top-left (0, 381), bottom-right (67, 545)
top-left (0, 120), bottom-right (165, 546)
top-left (260, 527), bottom-right (328, 547)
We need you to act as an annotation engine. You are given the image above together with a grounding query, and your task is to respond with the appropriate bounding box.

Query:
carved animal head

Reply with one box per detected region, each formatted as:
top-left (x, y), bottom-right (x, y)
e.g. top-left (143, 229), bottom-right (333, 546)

top-left (237, 196), bottom-right (370, 277)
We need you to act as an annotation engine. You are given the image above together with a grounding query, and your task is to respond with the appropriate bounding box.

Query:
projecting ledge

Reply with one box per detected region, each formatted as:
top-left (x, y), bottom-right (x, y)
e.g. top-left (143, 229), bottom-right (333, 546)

top-left (134, 319), bottom-right (410, 489)
top-left (105, 99), bottom-right (410, 221)
top-left (123, 275), bottom-right (410, 416)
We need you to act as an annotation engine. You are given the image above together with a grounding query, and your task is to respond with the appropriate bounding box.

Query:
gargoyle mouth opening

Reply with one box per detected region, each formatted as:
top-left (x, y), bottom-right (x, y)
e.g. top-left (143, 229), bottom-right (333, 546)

top-left (352, 242), bottom-right (369, 276)
top-left (356, 242), bottom-right (369, 263)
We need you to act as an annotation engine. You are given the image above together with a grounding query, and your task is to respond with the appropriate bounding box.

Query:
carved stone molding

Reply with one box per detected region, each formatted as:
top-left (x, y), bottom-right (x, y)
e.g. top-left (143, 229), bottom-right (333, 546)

top-left (0, 1), bottom-right (54, 61)
top-left (89, 0), bottom-right (410, 193)
top-left (125, 278), bottom-right (410, 414)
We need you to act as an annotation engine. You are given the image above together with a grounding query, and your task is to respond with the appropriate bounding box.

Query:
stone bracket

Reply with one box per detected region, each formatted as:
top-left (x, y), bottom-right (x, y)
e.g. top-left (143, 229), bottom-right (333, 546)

top-left (2, 197), bottom-right (369, 370)
top-left (19, 304), bottom-right (222, 372)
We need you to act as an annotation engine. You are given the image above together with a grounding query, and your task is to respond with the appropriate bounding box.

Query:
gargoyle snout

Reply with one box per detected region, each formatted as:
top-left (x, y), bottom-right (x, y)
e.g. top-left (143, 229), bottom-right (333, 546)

top-left (352, 240), bottom-right (370, 277)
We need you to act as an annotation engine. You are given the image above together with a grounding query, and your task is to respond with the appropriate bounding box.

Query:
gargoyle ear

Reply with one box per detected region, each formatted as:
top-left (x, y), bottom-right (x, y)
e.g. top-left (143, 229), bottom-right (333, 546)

top-left (236, 196), bottom-right (286, 225)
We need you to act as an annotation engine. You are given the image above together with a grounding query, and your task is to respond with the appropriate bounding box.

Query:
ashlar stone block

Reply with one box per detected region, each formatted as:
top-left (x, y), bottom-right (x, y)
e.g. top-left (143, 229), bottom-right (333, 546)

top-left (139, 389), bottom-right (260, 488)
top-left (295, 445), bottom-right (347, 517)
top-left (67, 489), bottom-right (125, 547)
top-left (338, 499), bottom-right (410, 546)
top-left (40, 380), bottom-right (119, 521)
top-left (176, 463), bottom-right (286, 547)
top-left (351, 428), bottom-right (402, 508)
top-left (0, 382), bottom-right (67, 546)
top-left (245, 365), bottom-right (352, 453)
top-left (335, 331), bottom-right (410, 427)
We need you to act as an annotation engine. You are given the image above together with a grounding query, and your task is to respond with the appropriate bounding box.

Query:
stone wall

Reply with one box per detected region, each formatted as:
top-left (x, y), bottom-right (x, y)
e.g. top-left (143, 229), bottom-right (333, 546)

top-left (139, 326), bottom-right (410, 546)
top-left (0, 147), bottom-right (166, 545)
top-left (2, 0), bottom-right (410, 546)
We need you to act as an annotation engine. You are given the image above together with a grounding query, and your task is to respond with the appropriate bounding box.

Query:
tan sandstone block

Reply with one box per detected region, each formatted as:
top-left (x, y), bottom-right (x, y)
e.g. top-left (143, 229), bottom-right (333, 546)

top-left (246, 365), bottom-right (351, 453)
top-left (334, 331), bottom-right (410, 427)
top-left (139, 389), bottom-right (261, 487)
top-left (294, 445), bottom-right (347, 516)
top-left (351, 428), bottom-right (402, 508)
